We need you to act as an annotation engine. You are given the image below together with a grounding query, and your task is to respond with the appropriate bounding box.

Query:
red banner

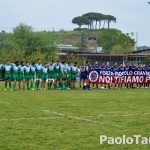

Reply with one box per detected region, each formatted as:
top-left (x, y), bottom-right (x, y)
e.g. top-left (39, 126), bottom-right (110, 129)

top-left (88, 70), bottom-right (150, 84)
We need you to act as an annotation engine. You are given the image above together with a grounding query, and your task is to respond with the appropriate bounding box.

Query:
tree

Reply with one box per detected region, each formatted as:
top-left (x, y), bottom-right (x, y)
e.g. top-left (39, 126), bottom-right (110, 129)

top-left (13, 23), bottom-right (46, 60)
top-left (13, 23), bottom-right (34, 60)
top-left (97, 29), bottom-right (135, 54)
top-left (72, 12), bottom-right (117, 30)
top-left (111, 45), bottom-right (124, 54)
top-left (144, 56), bottom-right (150, 63)
top-left (105, 15), bottom-right (116, 29)
top-left (98, 13), bottom-right (105, 29)
top-left (82, 12), bottom-right (95, 29)
top-left (0, 46), bottom-right (26, 63)
top-left (72, 16), bottom-right (89, 28)
top-left (13, 23), bottom-right (33, 46)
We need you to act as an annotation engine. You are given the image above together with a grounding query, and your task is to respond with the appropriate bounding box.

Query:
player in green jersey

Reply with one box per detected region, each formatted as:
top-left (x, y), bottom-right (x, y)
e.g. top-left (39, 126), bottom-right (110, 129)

top-left (35, 59), bottom-right (42, 90)
top-left (41, 63), bottom-right (48, 90)
top-left (24, 62), bottom-right (31, 90)
top-left (4, 60), bottom-right (12, 90)
top-left (30, 62), bottom-right (36, 90)
top-left (71, 62), bottom-right (78, 89)
top-left (12, 61), bottom-right (19, 90)
top-left (0, 64), bottom-right (4, 81)
top-left (18, 61), bottom-right (25, 90)
top-left (61, 60), bottom-right (67, 90)
top-left (47, 60), bottom-right (54, 90)
top-left (66, 62), bottom-right (72, 89)
top-left (54, 60), bottom-right (61, 89)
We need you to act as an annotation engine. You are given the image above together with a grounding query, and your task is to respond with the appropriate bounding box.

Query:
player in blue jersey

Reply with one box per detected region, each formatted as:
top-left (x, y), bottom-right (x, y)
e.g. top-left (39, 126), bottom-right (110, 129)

top-left (87, 61), bottom-right (91, 90)
top-left (92, 61), bottom-right (99, 88)
top-left (136, 63), bottom-right (143, 88)
top-left (124, 62), bottom-right (130, 88)
top-left (112, 63), bottom-right (119, 88)
top-left (105, 62), bottom-right (112, 89)
top-left (4, 60), bottom-right (12, 90)
top-left (142, 64), bottom-right (147, 88)
top-left (79, 62), bottom-right (85, 89)
top-left (79, 61), bottom-right (89, 89)
top-left (100, 63), bottom-right (105, 71)
top-left (99, 62), bottom-right (105, 88)
top-left (83, 61), bottom-right (90, 90)
top-left (118, 63), bottom-right (124, 88)
top-left (129, 62), bottom-right (137, 88)
top-left (146, 62), bottom-right (150, 88)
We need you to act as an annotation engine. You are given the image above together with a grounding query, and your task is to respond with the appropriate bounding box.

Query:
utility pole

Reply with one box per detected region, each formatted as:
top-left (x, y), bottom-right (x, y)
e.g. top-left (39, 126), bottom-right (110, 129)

top-left (136, 32), bottom-right (138, 51)
top-left (81, 31), bottom-right (85, 53)
top-left (52, 28), bottom-right (55, 60)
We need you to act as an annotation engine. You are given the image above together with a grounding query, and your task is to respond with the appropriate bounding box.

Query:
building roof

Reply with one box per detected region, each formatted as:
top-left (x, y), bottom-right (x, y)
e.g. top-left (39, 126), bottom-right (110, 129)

top-left (60, 53), bottom-right (150, 57)
top-left (130, 49), bottom-right (150, 54)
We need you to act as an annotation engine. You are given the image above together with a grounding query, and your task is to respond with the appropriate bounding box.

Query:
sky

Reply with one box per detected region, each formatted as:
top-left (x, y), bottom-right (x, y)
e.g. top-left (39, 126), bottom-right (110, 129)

top-left (0, 0), bottom-right (150, 46)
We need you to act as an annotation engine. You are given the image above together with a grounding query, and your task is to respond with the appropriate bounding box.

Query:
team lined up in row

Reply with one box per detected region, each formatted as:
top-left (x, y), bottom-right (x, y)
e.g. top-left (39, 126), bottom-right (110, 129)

top-left (87, 61), bottom-right (150, 72)
top-left (80, 61), bottom-right (150, 89)
top-left (0, 59), bottom-right (78, 90)
top-left (1, 59), bottom-right (150, 90)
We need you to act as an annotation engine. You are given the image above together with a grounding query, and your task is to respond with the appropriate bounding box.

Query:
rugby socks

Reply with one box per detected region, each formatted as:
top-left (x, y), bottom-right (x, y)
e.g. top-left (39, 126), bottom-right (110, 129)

top-left (18, 83), bottom-right (21, 89)
top-left (87, 85), bottom-right (90, 90)
top-left (35, 82), bottom-right (37, 89)
top-left (37, 82), bottom-right (40, 89)
top-left (5, 82), bottom-right (7, 89)
top-left (83, 83), bottom-right (87, 90)
top-left (59, 82), bottom-right (62, 89)
top-left (66, 81), bottom-right (69, 88)
top-left (50, 82), bottom-right (52, 88)
top-left (96, 84), bottom-right (98, 88)
top-left (40, 83), bottom-right (42, 89)
top-left (64, 82), bottom-right (67, 90)
top-left (9, 82), bottom-right (11, 89)
top-left (61, 82), bottom-right (63, 89)
top-left (27, 82), bottom-right (29, 90)
top-left (61, 82), bottom-right (66, 90)
top-left (66, 81), bottom-right (69, 89)
top-left (83, 85), bottom-right (86, 90)
top-left (13, 82), bottom-right (16, 90)
top-left (30, 82), bottom-right (33, 89)
top-left (23, 83), bottom-right (25, 90)
top-left (54, 83), bottom-right (57, 89)
top-left (47, 83), bottom-right (50, 89)
top-left (58, 82), bottom-right (61, 88)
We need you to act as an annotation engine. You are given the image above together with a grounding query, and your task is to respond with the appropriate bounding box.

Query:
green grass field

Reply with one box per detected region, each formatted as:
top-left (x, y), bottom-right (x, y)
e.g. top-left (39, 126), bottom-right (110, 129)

top-left (0, 82), bottom-right (150, 150)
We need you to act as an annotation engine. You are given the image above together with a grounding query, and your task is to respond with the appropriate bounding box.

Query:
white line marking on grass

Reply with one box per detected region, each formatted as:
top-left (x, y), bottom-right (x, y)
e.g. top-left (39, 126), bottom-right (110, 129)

top-left (41, 110), bottom-right (125, 128)
top-left (0, 117), bottom-right (65, 122)
top-left (115, 91), bottom-right (136, 94)
top-left (0, 101), bottom-right (10, 104)
top-left (97, 113), bottom-right (150, 117)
